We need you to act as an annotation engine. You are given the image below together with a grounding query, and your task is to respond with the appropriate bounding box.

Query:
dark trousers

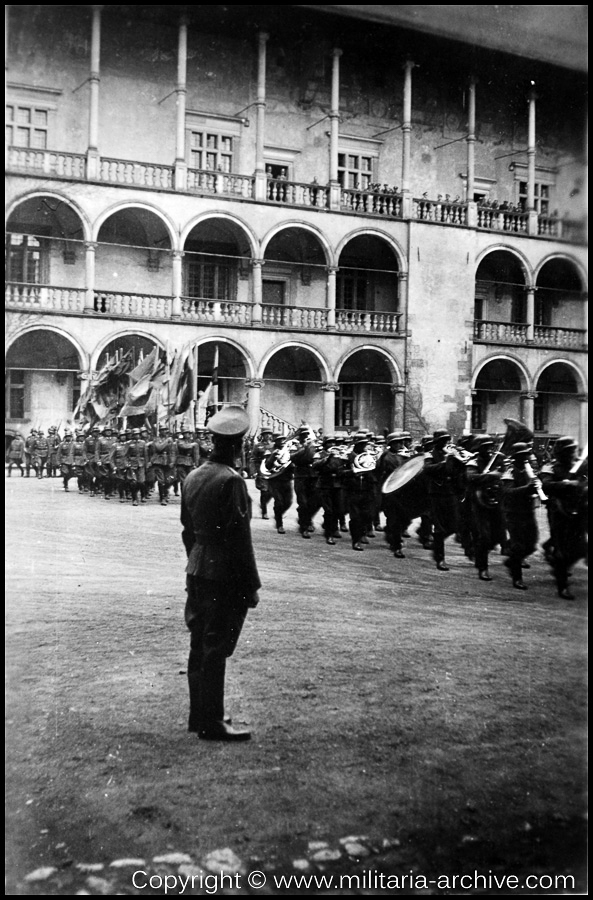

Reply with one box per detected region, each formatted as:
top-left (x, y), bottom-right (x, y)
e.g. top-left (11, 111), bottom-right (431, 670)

top-left (185, 576), bottom-right (248, 730)
top-left (294, 477), bottom-right (322, 533)
top-left (429, 495), bottom-right (458, 563)
top-left (320, 486), bottom-right (341, 537)
top-left (269, 478), bottom-right (294, 527)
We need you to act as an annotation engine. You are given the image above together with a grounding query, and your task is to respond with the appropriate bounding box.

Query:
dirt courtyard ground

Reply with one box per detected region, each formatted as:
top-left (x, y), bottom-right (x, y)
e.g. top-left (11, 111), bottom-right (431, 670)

top-left (5, 473), bottom-right (588, 895)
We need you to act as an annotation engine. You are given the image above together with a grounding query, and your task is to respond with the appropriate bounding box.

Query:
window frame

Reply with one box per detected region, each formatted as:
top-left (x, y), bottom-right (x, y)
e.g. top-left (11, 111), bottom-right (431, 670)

top-left (5, 233), bottom-right (49, 284)
top-left (6, 369), bottom-right (26, 421)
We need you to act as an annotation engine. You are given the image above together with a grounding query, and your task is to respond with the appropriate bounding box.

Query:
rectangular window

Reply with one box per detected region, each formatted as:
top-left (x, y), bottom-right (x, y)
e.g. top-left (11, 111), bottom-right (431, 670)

top-left (336, 384), bottom-right (355, 428)
top-left (337, 271), bottom-right (368, 310)
top-left (186, 258), bottom-right (232, 300)
top-left (6, 104), bottom-right (48, 149)
top-left (7, 370), bottom-right (26, 420)
top-left (188, 130), bottom-right (233, 172)
top-left (518, 181), bottom-right (550, 215)
top-left (5, 234), bottom-right (47, 284)
top-left (534, 395), bottom-right (548, 432)
top-left (338, 152), bottom-right (373, 190)
top-left (471, 393), bottom-right (485, 431)
top-left (262, 281), bottom-right (286, 305)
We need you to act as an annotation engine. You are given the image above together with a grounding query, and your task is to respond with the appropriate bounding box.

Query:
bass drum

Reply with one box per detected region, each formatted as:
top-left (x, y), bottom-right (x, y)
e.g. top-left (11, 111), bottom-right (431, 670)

top-left (382, 455), bottom-right (430, 519)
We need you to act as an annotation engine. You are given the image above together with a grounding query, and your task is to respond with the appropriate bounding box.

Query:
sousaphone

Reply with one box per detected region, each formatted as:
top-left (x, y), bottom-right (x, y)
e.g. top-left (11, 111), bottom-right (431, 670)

top-left (259, 445), bottom-right (292, 479)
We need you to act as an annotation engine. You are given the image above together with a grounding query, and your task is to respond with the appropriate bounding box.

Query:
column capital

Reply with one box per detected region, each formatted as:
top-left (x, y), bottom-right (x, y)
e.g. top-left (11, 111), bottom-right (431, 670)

top-left (172, 250), bottom-right (185, 260)
top-left (391, 385), bottom-right (406, 396)
top-left (84, 241), bottom-right (97, 252)
top-left (326, 266), bottom-right (339, 276)
top-left (321, 382), bottom-right (340, 392)
top-left (576, 393), bottom-right (588, 403)
top-left (332, 48), bottom-right (343, 59)
top-left (521, 391), bottom-right (538, 400)
top-left (253, 258), bottom-right (266, 268)
top-left (258, 31), bottom-right (270, 44)
top-left (245, 379), bottom-right (265, 390)
top-left (397, 271), bottom-right (408, 282)
top-left (467, 74), bottom-right (479, 87)
top-left (403, 59), bottom-right (417, 72)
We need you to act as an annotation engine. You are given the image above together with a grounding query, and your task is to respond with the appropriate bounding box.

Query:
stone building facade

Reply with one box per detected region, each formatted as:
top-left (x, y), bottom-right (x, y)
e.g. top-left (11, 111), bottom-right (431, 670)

top-left (5, 5), bottom-right (588, 448)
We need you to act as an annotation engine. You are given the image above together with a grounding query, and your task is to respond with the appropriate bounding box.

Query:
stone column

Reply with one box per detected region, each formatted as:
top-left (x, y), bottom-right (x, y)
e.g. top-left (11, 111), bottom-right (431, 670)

top-left (172, 251), bottom-right (184, 319)
top-left (521, 391), bottom-right (537, 433)
top-left (252, 259), bottom-right (264, 324)
top-left (397, 271), bottom-right (408, 330)
top-left (328, 49), bottom-right (343, 210)
top-left (576, 394), bottom-right (588, 452)
top-left (86, 5), bottom-right (103, 179)
top-left (84, 241), bottom-right (97, 312)
top-left (525, 286), bottom-right (536, 341)
top-left (322, 383), bottom-right (339, 435)
top-left (174, 15), bottom-right (188, 190)
top-left (245, 379), bottom-right (265, 435)
top-left (391, 385), bottom-right (406, 431)
top-left (253, 32), bottom-right (269, 201)
top-left (400, 60), bottom-right (415, 218)
top-left (326, 266), bottom-right (338, 329)
top-left (465, 76), bottom-right (478, 227)
top-left (527, 87), bottom-right (539, 236)
top-left (582, 292), bottom-right (588, 346)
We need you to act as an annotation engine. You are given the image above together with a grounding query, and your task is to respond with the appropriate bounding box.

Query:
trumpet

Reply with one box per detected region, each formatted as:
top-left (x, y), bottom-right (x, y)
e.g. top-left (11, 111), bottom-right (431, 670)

top-left (443, 442), bottom-right (476, 462)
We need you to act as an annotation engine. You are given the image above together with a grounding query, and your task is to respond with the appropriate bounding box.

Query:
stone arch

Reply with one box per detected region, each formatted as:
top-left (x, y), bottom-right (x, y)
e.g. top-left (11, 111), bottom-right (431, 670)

top-left (335, 228), bottom-right (406, 274)
top-left (93, 331), bottom-right (165, 371)
top-left (180, 212), bottom-right (258, 259)
top-left (93, 201), bottom-right (177, 249)
top-left (472, 353), bottom-right (531, 392)
top-left (471, 354), bottom-right (531, 436)
top-left (334, 345), bottom-right (401, 435)
top-left (259, 340), bottom-right (331, 383)
top-left (474, 244), bottom-right (534, 285)
top-left (534, 253), bottom-right (587, 289)
top-left (5, 189), bottom-right (92, 242)
top-left (334, 344), bottom-right (402, 385)
top-left (261, 221), bottom-right (332, 267)
top-left (6, 323), bottom-right (86, 370)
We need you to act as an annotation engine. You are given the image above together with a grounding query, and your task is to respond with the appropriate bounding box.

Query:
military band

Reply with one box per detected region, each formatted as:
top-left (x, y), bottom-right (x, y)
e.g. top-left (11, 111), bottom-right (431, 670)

top-left (6, 421), bottom-right (587, 600)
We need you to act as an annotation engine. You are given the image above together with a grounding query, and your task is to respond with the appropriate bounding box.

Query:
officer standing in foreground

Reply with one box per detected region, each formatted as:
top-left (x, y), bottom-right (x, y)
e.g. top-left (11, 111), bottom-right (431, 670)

top-left (181, 405), bottom-right (260, 742)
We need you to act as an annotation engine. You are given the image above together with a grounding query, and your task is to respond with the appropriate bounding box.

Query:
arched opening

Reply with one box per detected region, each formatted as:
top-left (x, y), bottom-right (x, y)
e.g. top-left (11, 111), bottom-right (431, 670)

top-left (337, 350), bottom-right (394, 435)
top-left (6, 196), bottom-right (86, 305)
top-left (95, 208), bottom-right (172, 312)
top-left (5, 329), bottom-right (83, 431)
top-left (263, 228), bottom-right (328, 321)
top-left (535, 363), bottom-right (581, 445)
top-left (182, 219), bottom-right (253, 316)
top-left (474, 251), bottom-right (528, 342)
top-left (337, 235), bottom-right (400, 321)
top-left (535, 259), bottom-right (586, 345)
top-left (472, 359), bottom-right (525, 434)
top-left (262, 347), bottom-right (325, 432)
top-left (96, 335), bottom-right (160, 371)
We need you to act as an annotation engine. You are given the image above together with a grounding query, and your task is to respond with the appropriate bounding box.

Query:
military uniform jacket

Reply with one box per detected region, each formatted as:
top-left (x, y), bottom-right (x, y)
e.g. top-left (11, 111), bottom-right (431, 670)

top-left (126, 439), bottom-right (148, 469)
top-left (33, 436), bottom-right (49, 458)
top-left (57, 440), bottom-right (76, 466)
top-left (150, 437), bottom-right (175, 467)
top-left (313, 453), bottom-right (346, 489)
top-left (290, 444), bottom-right (317, 479)
top-left (181, 460), bottom-right (261, 593)
top-left (8, 437), bottom-right (25, 461)
top-left (175, 439), bottom-right (199, 467)
top-left (501, 467), bottom-right (537, 516)
top-left (25, 435), bottom-right (36, 454)
top-left (109, 441), bottom-right (129, 470)
top-left (424, 448), bottom-right (456, 496)
top-left (72, 441), bottom-right (87, 466)
top-left (95, 436), bottom-right (116, 464)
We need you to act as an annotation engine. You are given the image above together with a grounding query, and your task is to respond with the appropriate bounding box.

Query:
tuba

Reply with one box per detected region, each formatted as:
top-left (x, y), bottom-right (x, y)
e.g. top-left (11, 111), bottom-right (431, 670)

top-left (351, 449), bottom-right (377, 474)
top-left (260, 443), bottom-right (292, 479)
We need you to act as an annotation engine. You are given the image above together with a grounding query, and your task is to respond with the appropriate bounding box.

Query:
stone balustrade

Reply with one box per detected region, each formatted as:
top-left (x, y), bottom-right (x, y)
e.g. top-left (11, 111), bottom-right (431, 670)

top-left (534, 325), bottom-right (586, 349)
top-left (187, 169), bottom-right (255, 198)
top-left (260, 304), bottom-right (329, 330)
top-left (267, 179), bottom-right (329, 208)
top-left (180, 298), bottom-right (252, 325)
top-left (341, 188), bottom-right (402, 217)
top-left (5, 282), bottom-right (86, 312)
top-left (335, 310), bottom-right (403, 334)
top-left (97, 158), bottom-right (174, 189)
top-left (414, 198), bottom-right (468, 225)
top-left (6, 147), bottom-right (87, 179)
top-left (474, 320), bottom-right (529, 343)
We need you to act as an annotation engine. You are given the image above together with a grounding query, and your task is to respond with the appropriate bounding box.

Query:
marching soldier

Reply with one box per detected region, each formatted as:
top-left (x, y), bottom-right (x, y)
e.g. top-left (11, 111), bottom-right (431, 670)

top-left (126, 427), bottom-right (149, 505)
top-left (264, 434), bottom-right (295, 534)
top-left (46, 425), bottom-right (62, 478)
top-left (32, 429), bottom-right (50, 479)
top-left (500, 442), bottom-right (541, 591)
top-left (95, 424), bottom-right (117, 499)
top-left (84, 425), bottom-right (101, 495)
top-left (24, 428), bottom-right (37, 477)
top-left (251, 429), bottom-right (274, 519)
top-left (72, 429), bottom-right (88, 492)
top-left (378, 431), bottom-right (409, 557)
top-left (423, 429), bottom-right (460, 571)
top-left (150, 424), bottom-right (176, 506)
top-left (463, 435), bottom-right (506, 581)
top-left (343, 434), bottom-right (378, 551)
top-left (56, 429), bottom-right (75, 491)
top-left (312, 435), bottom-right (348, 544)
top-left (196, 427), bottom-right (213, 467)
top-left (110, 429), bottom-right (131, 502)
top-left (175, 427), bottom-right (200, 490)
top-left (290, 427), bottom-right (322, 538)
top-left (6, 432), bottom-right (25, 477)
top-left (539, 436), bottom-right (588, 600)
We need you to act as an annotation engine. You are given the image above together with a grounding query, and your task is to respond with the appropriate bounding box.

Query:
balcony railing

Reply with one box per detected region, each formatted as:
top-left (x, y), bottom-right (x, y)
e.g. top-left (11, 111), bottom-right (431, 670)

top-left (261, 304), bottom-right (329, 330)
top-left (181, 297), bottom-right (252, 325)
top-left (413, 198), bottom-right (468, 225)
top-left (93, 290), bottom-right (173, 318)
top-left (335, 310), bottom-right (403, 334)
top-left (267, 178), bottom-right (329, 208)
top-left (5, 282), bottom-right (86, 312)
top-left (477, 207), bottom-right (529, 233)
top-left (6, 146), bottom-right (87, 179)
top-left (97, 158), bottom-right (174, 189)
top-left (6, 147), bottom-right (587, 242)
top-left (340, 188), bottom-right (402, 217)
top-left (187, 168), bottom-right (255, 199)
top-left (474, 320), bottom-right (529, 343)
top-left (534, 325), bottom-right (587, 348)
